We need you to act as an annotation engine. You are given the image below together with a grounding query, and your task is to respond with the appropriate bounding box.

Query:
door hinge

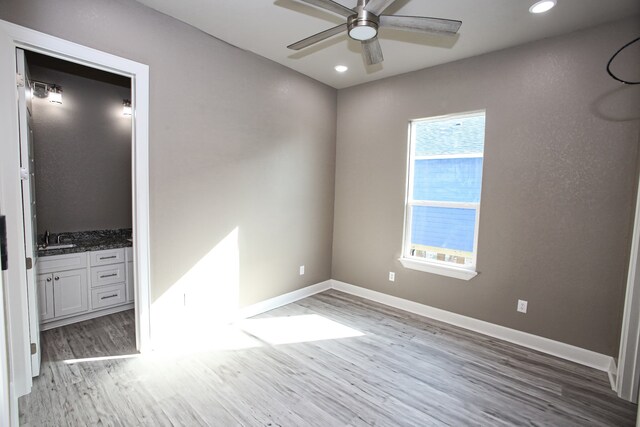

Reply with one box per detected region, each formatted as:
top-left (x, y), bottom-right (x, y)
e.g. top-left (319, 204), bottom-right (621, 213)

top-left (26, 257), bottom-right (32, 270)
top-left (30, 343), bottom-right (37, 355)
top-left (16, 73), bottom-right (25, 88)
top-left (20, 167), bottom-right (29, 181)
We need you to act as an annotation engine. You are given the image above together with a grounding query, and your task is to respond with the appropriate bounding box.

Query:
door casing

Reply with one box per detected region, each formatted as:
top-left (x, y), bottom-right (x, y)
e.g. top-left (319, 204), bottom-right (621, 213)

top-left (0, 19), bottom-right (152, 419)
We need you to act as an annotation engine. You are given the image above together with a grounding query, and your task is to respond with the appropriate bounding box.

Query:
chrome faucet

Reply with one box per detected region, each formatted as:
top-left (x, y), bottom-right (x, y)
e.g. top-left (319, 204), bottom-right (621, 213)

top-left (43, 230), bottom-right (50, 247)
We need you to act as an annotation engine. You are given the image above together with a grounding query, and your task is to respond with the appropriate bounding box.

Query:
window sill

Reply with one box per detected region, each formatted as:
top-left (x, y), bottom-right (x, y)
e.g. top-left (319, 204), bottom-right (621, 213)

top-left (399, 258), bottom-right (478, 281)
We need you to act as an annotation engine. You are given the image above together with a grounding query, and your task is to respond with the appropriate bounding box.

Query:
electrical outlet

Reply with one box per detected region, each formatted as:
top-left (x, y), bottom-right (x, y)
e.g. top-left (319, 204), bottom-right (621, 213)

top-left (388, 272), bottom-right (395, 282)
top-left (299, 265), bottom-right (305, 275)
top-left (517, 299), bottom-right (528, 313)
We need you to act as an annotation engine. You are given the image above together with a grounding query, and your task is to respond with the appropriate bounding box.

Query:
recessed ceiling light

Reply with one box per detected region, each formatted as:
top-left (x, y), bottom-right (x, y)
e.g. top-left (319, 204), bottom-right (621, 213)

top-left (334, 65), bottom-right (348, 73)
top-left (529, 0), bottom-right (557, 14)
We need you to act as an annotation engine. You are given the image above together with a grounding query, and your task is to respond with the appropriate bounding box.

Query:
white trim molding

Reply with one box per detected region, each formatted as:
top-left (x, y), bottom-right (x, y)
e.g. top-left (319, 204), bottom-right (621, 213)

top-left (608, 359), bottom-right (618, 392)
top-left (237, 281), bottom-right (333, 320)
top-left (330, 280), bottom-right (615, 375)
top-left (616, 159), bottom-right (640, 403)
top-left (225, 278), bottom-right (616, 381)
top-left (399, 258), bottom-right (478, 280)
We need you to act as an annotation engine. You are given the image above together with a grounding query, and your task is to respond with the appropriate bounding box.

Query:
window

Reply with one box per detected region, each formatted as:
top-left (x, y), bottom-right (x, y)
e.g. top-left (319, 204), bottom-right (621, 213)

top-left (400, 111), bottom-right (486, 280)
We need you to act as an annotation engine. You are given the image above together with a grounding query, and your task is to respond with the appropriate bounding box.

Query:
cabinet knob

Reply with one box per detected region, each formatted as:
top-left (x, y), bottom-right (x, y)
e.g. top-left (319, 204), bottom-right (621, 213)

top-left (54, 276), bottom-right (59, 281)
top-left (46, 277), bottom-right (52, 282)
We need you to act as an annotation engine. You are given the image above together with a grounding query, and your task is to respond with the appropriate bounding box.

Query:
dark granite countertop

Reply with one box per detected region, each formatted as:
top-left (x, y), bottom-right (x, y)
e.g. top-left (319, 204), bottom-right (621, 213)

top-left (37, 229), bottom-right (132, 257)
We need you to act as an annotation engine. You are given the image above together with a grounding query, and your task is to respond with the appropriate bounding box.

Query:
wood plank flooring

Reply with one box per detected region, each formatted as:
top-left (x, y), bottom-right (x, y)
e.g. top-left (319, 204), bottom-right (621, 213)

top-left (19, 290), bottom-right (637, 426)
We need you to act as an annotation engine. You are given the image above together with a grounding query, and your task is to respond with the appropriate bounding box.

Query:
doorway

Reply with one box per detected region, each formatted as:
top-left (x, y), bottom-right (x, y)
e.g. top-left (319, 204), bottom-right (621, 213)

top-left (19, 48), bottom-right (137, 378)
top-left (0, 19), bottom-right (151, 422)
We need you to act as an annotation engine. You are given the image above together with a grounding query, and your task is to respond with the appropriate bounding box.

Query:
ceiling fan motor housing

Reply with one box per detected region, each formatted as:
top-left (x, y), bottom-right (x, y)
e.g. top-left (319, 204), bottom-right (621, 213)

top-left (347, 7), bottom-right (379, 41)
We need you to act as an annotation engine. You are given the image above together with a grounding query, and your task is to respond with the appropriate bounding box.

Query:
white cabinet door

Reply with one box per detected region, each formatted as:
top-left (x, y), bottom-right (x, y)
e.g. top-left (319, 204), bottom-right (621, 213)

top-left (53, 268), bottom-right (88, 318)
top-left (37, 274), bottom-right (54, 322)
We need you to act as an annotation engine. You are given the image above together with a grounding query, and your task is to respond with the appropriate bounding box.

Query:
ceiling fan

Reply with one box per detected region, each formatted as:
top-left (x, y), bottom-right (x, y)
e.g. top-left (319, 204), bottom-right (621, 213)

top-left (286, 0), bottom-right (462, 65)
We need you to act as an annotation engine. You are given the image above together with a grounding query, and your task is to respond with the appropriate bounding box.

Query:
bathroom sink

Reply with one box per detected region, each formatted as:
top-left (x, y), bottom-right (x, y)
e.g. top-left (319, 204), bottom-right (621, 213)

top-left (39, 243), bottom-right (77, 250)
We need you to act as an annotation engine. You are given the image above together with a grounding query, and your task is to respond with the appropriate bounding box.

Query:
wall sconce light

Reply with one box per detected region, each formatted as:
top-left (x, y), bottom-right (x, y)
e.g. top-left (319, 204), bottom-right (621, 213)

top-left (122, 99), bottom-right (132, 116)
top-left (48, 84), bottom-right (63, 104)
top-left (32, 81), bottom-right (63, 104)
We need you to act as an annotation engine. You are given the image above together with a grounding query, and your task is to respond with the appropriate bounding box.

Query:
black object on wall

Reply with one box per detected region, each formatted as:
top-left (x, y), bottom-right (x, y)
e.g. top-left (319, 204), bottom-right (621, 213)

top-left (1, 215), bottom-right (8, 271)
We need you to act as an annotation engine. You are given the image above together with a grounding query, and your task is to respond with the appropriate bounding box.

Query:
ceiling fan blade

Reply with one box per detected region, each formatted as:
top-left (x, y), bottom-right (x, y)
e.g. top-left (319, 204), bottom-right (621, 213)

top-left (294, 0), bottom-right (355, 18)
top-left (287, 24), bottom-right (348, 50)
top-left (363, 0), bottom-right (398, 16)
top-left (362, 37), bottom-right (384, 65)
top-left (379, 15), bottom-right (462, 35)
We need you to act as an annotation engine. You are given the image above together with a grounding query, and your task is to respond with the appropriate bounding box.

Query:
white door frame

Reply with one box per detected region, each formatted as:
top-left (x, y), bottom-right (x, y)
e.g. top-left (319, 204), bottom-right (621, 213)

top-left (0, 18), bottom-right (152, 402)
top-left (617, 165), bottom-right (640, 403)
top-left (0, 246), bottom-right (15, 427)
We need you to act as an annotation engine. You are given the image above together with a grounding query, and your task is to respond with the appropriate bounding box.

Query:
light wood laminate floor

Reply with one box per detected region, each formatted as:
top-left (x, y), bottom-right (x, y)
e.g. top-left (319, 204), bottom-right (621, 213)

top-left (20, 290), bottom-right (637, 426)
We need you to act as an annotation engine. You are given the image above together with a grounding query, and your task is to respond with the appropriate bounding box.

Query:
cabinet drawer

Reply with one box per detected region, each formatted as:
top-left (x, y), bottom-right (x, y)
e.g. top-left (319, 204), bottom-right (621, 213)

top-left (90, 248), bottom-right (124, 266)
top-left (91, 283), bottom-right (126, 310)
top-left (91, 263), bottom-right (125, 287)
top-left (38, 252), bottom-right (87, 274)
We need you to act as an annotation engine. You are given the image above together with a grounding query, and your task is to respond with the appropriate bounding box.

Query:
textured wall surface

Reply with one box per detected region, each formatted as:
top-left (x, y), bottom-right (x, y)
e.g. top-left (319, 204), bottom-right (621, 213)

top-left (28, 57), bottom-right (132, 234)
top-left (0, 0), bottom-right (337, 314)
top-left (333, 18), bottom-right (640, 356)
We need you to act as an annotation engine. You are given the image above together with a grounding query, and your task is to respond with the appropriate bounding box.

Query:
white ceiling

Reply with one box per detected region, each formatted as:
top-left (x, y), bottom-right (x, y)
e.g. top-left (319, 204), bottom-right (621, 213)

top-left (136, 0), bottom-right (640, 89)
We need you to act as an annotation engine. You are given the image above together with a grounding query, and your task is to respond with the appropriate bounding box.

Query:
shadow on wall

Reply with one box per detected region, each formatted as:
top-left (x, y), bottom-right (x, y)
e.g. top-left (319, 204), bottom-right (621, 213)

top-left (591, 85), bottom-right (640, 122)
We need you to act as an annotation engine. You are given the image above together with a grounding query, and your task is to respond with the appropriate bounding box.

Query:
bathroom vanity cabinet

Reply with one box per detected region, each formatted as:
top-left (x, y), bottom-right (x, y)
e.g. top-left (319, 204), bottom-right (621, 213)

top-left (37, 247), bottom-right (134, 330)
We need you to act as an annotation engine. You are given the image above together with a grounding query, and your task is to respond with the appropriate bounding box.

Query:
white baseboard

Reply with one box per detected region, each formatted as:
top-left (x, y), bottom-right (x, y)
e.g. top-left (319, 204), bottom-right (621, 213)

top-left (330, 280), bottom-right (615, 374)
top-left (608, 359), bottom-right (618, 391)
top-left (237, 280), bottom-right (332, 320)
top-left (181, 278), bottom-right (615, 381)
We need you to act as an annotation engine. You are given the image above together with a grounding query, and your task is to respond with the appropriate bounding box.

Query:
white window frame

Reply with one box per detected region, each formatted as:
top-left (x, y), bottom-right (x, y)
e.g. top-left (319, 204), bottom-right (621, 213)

top-left (399, 111), bottom-right (486, 281)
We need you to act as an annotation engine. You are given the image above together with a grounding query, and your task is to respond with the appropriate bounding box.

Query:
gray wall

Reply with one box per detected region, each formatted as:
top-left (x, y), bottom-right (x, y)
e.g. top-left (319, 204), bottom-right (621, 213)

top-left (333, 18), bottom-right (640, 356)
top-left (28, 60), bottom-right (132, 234)
top-left (0, 0), bottom-right (337, 310)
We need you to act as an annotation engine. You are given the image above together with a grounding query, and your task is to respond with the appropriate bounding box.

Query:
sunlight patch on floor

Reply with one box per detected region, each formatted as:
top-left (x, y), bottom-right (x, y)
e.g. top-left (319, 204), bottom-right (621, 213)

top-left (152, 325), bottom-right (263, 356)
top-left (237, 314), bottom-right (364, 345)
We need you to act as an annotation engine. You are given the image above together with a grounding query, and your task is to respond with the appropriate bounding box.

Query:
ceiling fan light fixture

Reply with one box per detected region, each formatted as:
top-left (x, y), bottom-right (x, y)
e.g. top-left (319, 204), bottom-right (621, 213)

top-left (347, 10), bottom-right (379, 41)
top-left (348, 24), bottom-right (377, 41)
top-left (529, 0), bottom-right (557, 14)
top-left (286, 0), bottom-right (462, 66)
